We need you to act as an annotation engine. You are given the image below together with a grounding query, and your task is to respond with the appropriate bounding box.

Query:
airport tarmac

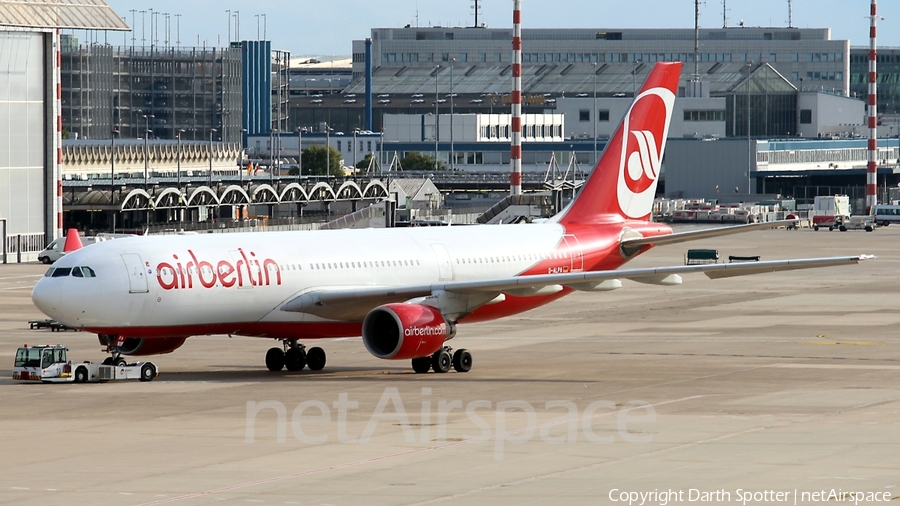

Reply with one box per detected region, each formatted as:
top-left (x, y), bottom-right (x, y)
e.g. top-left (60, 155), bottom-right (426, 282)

top-left (0, 225), bottom-right (898, 505)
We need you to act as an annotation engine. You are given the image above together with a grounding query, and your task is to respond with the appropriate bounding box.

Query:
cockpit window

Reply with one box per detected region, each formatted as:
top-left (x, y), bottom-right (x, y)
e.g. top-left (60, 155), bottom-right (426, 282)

top-left (44, 268), bottom-right (55, 277)
top-left (82, 266), bottom-right (96, 277)
top-left (51, 267), bottom-right (71, 277)
top-left (71, 266), bottom-right (83, 277)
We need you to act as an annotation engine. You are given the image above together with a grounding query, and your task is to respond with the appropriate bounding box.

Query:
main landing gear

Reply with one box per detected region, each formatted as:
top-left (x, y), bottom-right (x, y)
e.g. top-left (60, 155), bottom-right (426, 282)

top-left (266, 340), bottom-right (326, 372)
top-left (97, 333), bottom-right (127, 367)
top-left (412, 347), bottom-right (472, 374)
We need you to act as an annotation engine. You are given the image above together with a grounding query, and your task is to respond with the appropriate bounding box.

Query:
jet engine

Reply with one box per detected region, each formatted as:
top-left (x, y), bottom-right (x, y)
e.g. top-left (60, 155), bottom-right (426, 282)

top-left (117, 337), bottom-right (188, 356)
top-left (362, 303), bottom-right (450, 360)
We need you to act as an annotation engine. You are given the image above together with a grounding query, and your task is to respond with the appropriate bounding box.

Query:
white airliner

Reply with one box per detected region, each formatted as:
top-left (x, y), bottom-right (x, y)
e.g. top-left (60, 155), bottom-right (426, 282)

top-left (32, 62), bottom-right (867, 374)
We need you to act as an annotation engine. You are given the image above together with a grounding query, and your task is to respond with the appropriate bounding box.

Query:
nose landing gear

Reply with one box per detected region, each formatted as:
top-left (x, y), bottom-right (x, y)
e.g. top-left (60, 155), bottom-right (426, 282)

top-left (266, 340), bottom-right (327, 372)
top-left (97, 333), bottom-right (127, 367)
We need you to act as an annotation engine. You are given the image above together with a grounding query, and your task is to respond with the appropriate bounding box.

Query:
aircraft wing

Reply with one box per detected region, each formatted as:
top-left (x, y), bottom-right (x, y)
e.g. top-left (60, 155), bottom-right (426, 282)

top-left (620, 221), bottom-right (793, 249)
top-left (281, 254), bottom-right (871, 320)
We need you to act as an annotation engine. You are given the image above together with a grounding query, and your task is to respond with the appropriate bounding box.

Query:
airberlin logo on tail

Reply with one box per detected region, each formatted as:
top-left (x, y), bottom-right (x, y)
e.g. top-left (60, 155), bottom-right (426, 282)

top-left (156, 249), bottom-right (282, 291)
top-left (616, 86), bottom-right (675, 219)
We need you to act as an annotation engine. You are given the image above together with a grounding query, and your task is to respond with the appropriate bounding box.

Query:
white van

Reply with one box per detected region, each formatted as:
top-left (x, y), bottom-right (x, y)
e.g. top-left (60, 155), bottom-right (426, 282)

top-left (872, 204), bottom-right (900, 226)
top-left (37, 233), bottom-right (134, 264)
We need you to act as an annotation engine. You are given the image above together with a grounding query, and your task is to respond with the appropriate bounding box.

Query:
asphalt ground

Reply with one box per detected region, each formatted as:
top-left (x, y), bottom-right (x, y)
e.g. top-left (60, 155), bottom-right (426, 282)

top-left (0, 224), bottom-right (897, 505)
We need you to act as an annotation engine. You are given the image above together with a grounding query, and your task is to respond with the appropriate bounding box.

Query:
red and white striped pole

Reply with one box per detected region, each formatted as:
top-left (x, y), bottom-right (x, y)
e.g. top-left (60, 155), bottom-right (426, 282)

top-left (55, 29), bottom-right (63, 238)
top-left (509, 0), bottom-right (523, 196)
top-left (866, 0), bottom-right (878, 213)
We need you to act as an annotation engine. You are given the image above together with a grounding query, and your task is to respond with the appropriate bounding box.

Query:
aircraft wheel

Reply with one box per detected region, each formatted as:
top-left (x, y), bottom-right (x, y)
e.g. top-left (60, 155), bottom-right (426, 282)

top-left (411, 356), bottom-right (431, 374)
top-left (265, 347), bottom-right (285, 372)
top-left (285, 347), bottom-right (307, 371)
top-left (306, 347), bottom-right (327, 371)
top-left (101, 357), bottom-right (114, 365)
top-left (432, 349), bottom-right (452, 373)
top-left (74, 367), bottom-right (88, 383)
top-left (140, 363), bottom-right (156, 382)
top-left (452, 349), bottom-right (472, 373)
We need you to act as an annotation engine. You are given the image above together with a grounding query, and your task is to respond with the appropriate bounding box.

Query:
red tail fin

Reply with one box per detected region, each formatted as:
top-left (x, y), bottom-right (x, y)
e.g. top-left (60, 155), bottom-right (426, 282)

top-left (557, 62), bottom-right (682, 225)
top-left (63, 229), bottom-right (83, 253)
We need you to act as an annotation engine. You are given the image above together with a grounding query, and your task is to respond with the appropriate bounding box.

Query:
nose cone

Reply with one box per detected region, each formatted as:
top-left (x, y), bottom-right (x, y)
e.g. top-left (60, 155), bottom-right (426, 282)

top-left (32, 278), bottom-right (61, 318)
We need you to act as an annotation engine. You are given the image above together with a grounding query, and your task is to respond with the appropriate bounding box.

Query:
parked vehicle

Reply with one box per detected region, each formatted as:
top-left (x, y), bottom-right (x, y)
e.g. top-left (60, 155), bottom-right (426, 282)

top-left (12, 344), bottom-right (158, 383)
top-left (871, 204), bottom-right (900, 226)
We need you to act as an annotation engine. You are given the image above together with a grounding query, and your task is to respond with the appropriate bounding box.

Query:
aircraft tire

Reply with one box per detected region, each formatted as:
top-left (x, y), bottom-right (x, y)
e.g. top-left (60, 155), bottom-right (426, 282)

top-left (432, 349), bottom-right (452, 373)
top-left (306, 347), bottom-right (326, 371)
top-left (265, 347), bottom-right (285, 372)
top-left (412, 357), bottom-right (431, 374)
top-left (452, 349), bottom-right (472, 373)
top-left (285, 347), bottom-right (307, 371)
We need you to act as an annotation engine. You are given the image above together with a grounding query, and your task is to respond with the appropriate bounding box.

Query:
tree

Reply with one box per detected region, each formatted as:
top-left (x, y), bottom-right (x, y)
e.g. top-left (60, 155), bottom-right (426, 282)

top-left (400, 151), bottom-right (444, 171)
top-left (299, 145), bottom-right (344, 176)
top-left (355, 153), bottom-right (375, 170)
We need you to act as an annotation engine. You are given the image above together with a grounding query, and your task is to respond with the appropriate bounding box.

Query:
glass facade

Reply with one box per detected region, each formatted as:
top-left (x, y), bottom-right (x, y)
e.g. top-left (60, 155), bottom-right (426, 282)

top-left (726, 66), bottom-right (797, 137)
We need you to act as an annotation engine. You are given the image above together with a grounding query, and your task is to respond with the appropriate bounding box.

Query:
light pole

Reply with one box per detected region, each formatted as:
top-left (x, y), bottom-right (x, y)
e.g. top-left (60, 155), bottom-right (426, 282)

top-left (297, 127), bottom-right (303, 181)
top-left (592, 62), bottom-right (598, 166)
top-left (271, 128), bottom-right (278, 184)
top-left (325, 123), bottom-right (331, 178)
top-left (209, 128), bottom-right (218, 187)
top-left (142, 114), bottom-right (153, 186)
top-left (226, 10), bottom-right (231, 43)
top-left (434, 64), bottom-right (440, 170)
top-left (176, 129), bottom-right (184, 189)
top-left (110, 126), bottom-right (118, 232)
top-left (353, 128), bottom-right (359, 180)
top-left (449, 58), bottom-right (455, 170)
top-left (745, 62), bottom-right (753, 194)
top-left (632, 59), bottom-right (642, 97)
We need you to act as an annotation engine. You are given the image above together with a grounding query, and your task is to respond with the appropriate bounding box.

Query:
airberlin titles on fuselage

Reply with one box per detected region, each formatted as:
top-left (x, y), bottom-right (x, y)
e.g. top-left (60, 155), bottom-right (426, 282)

top-left (156, 248), bottom-right (282, 290)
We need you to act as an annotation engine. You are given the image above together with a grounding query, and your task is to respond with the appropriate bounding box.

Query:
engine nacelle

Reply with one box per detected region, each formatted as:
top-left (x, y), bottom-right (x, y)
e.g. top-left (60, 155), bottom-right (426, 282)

top-left (117, 337), bottom-right (187, 356)
top-left (362, 303), bottom-right (449, 360)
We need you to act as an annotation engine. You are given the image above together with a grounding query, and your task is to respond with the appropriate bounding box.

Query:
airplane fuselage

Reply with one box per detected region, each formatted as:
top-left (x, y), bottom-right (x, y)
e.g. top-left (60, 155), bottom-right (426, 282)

top-left (32, 220), bottom-right (670, 340)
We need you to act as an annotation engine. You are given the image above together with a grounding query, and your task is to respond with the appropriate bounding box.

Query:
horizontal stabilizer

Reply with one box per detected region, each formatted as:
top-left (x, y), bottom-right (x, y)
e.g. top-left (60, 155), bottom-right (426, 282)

top-left (621, 221), bottom-right (791, 249)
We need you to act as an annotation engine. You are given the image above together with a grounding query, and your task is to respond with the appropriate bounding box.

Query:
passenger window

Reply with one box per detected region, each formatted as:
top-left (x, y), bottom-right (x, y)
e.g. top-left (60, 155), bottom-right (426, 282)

top-left (71, 267), bottom-right (83, 277)
top-left (82, 266), bottom-right (96, 277)
top-left (52, 268), bottom-right (72, 277)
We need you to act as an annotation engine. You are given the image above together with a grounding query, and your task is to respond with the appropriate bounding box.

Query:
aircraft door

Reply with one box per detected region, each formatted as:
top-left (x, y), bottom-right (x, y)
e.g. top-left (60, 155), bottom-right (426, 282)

top-left (431, 243), bottom-right (454, 281)
top-left (563, 235), bottom-right (584, 272)
top-left (121, 253), bottom-right (149, 293)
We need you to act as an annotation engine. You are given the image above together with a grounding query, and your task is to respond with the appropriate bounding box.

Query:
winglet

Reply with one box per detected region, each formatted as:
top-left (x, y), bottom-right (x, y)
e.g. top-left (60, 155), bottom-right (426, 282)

top-left (63, 229), bottom-right (84, 253)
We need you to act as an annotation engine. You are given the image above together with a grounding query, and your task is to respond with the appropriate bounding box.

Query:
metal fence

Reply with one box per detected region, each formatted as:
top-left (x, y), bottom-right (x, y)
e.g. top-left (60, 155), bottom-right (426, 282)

top-left (2, 231), bottom-right (45, 264)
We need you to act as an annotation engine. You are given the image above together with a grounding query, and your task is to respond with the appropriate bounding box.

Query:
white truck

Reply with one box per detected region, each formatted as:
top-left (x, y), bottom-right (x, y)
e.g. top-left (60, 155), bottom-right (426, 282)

top-left (12, 344), bottom-right (158, 383)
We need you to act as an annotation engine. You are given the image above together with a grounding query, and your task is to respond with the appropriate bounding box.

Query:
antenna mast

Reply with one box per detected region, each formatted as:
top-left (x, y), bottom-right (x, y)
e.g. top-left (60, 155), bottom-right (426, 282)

top-left (472, 0), bottom-right (482, 26)
top-left (722, 0), bottom-right (727, 28)
top-left (693, 0), bottom-right (701, 81)
top-left (787, 0), bottom-right (793, 27)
